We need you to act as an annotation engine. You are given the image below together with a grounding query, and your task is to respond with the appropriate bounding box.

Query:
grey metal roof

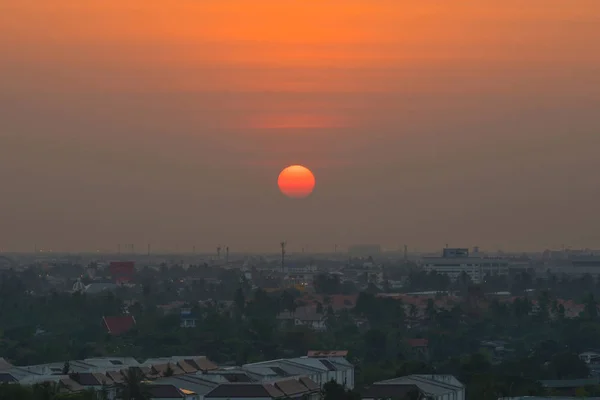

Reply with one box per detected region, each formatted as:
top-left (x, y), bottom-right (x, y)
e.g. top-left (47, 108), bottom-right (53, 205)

top-left (540, 378), bottom-right (600, 388)
top-left (377, 375), bottom-right (463, 396)
top-left (205, 383), bottom-right (285, 399)
top-left (152, 375), bottom-right (218, 396)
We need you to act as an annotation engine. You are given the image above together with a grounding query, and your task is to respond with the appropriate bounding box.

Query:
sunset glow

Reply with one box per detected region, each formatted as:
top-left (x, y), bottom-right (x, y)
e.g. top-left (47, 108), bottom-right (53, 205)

top-left (1, 1), bottom-right (599, 251)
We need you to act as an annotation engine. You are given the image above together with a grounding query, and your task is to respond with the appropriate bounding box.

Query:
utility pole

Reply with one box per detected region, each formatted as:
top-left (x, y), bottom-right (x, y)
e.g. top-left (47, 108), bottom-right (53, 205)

top-left (404, 244), bottom-right (408, 263)
top-left (226, 246), bottom-right (229, 263)
top-left (217, 245), bottom-right (221, 259)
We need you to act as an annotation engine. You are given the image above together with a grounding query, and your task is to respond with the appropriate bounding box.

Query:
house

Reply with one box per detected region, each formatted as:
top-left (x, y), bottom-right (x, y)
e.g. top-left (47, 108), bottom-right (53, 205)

top-left (203, 379), bottom-right (319, 400)
top-left (361, 383), bottom-right (425, 400)
top-left (274, 378), bottom-right (320, 399)
top-left (58, 377), bottom-right (86, 394)
top-left (180, 308), bottom-right (197, 328)
top-left (68, 372), bottom-right (118, 399)
top-left (205, 383), bottom-right (285, 400)
top-left (306, 351), bottom-right (348, 358)
top-left (141, 357), bottom-right (218, 374)
top-left (406, 339), bottom-right (430, 361)
top-left (244, 352), bottom-right (354, 389)
top-left (579, 351), bottom-right (600, 364)
top-left (151, 363), bottom-right (186, 378)
top-left (0, 372), bottom-right (18, 383)
top-left (276, 306), bottom-right (326, 331)
top-left (0, 358), bottom-right (13, 371)
top-left (540, 377), bottom-right (600, 396)
top-left (152, 375), bottom-right (220, 399)
top-left (109, 261), bottom-right (135, 284)
top-left (374, 375), bottom-right (465, 400)
top-left (146, 384), bottom-right (199, 400)
top-left (103, 316), bottom-right (136, 335)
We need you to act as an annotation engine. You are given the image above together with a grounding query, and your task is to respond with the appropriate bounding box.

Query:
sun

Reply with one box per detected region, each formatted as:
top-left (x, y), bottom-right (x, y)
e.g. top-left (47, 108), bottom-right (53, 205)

top-left (278, 165), bottom-right (316, 199)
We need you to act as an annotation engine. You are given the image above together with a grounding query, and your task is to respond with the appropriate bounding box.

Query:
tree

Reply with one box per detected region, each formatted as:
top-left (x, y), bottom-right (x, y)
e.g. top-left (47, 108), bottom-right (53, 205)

top-left (62, 361), bottom-right (70, 375)
top-left (121, 368), bottom-right (150, 400)
top-left (546, 352), bottom-right (589, 379)
top-left (233, 288), bottom-right (245, 317)
top-left (322, 380), bottom-right (360, 400)
top-left (316, 302), bottom-right (324, 314)
top-left (33, 382), bottom-right (61, 400)
top-left (280, 290), bottom-right (297, 314)
top-left (425, 299), bottom-right (437, 323)
top-left (583, 294), bottom-right (598, 320)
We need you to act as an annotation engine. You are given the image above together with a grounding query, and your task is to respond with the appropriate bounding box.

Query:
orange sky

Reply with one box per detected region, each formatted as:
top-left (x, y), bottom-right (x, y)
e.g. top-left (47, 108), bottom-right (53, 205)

top-left (1, 1), bottom-right (599, 252)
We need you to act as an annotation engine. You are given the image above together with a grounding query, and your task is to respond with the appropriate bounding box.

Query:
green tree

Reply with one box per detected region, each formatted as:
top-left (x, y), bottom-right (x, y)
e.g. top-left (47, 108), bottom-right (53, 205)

top-left (121, 368), bottom-right (149, 400)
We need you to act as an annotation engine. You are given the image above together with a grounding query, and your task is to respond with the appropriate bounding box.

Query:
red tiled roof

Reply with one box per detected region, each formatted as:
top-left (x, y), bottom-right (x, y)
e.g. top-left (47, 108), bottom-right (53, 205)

top-left (103, 316), bottom-right (136, 335)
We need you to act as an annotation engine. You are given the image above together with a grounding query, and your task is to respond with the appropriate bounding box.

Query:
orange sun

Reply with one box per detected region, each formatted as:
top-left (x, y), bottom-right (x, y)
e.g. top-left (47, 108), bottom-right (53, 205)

top-left (278, 165), bottom-right (316, 199)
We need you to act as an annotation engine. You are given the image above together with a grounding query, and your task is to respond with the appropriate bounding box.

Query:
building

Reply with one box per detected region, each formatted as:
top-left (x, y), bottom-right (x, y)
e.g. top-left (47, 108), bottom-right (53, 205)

top-left (180, 308), bottom-right (197, 328)
top-left (0, 353), bottom-right (354, 400)
top-left (146, 384), bottom-right (200, 400)
top-left (422, 248), bottom-right (516, 284)
top-left (276, 307), bottom-right (326, 331)
top-left (103, 315), bottom-right (136, 335)
top-left (374, 375), bottom-right (465, 400)
top-left (109, 261), bottom-right (135, 284)
top-left (361, 383), bottom-right (425, 400)
top-left (242, 351), bottom-right (354, 389)
top-left (546, 256), bottom-right (600, 278)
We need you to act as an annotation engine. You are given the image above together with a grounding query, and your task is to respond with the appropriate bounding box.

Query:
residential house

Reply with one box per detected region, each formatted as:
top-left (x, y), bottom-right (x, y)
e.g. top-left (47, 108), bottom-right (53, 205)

top-left (540, 377), bottom-right (600, 396)
top-left (244, 351), bottom-right (354, 389)
top-left (146, 384), bottom-right (200, 400)
top-left (361, 383), bottom-right (425, 400)
top-left (103, 316), bottom-right (136, 335)
top-left (180, 308), bottom-right (197, 328)
top-left (276, 306), bottom-right (326, 331)
top-left (0, 358), bottom-right (13, 371)
top-left (68, 372), bottom-right (118, 400)
top-left (406, 339), bottom-right (430, 361)
top-left (203, 378), bottom-right (319, 400)
top-left (204, 383), bottom-right (286, 400)
top-left (152, 375), bottom-right (220, 399)
top-left (374, 375), bottom-right (465, 400)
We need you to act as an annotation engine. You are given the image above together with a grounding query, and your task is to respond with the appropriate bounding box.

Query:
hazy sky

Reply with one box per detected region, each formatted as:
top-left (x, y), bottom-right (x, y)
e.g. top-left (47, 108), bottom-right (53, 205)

top-left (1, 0), bottom-right (599, 253)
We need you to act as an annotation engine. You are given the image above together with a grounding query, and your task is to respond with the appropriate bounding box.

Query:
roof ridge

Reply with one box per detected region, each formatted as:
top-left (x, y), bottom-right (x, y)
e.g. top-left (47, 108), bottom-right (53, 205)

top-left (409, 375), bottom-right (463, 389)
